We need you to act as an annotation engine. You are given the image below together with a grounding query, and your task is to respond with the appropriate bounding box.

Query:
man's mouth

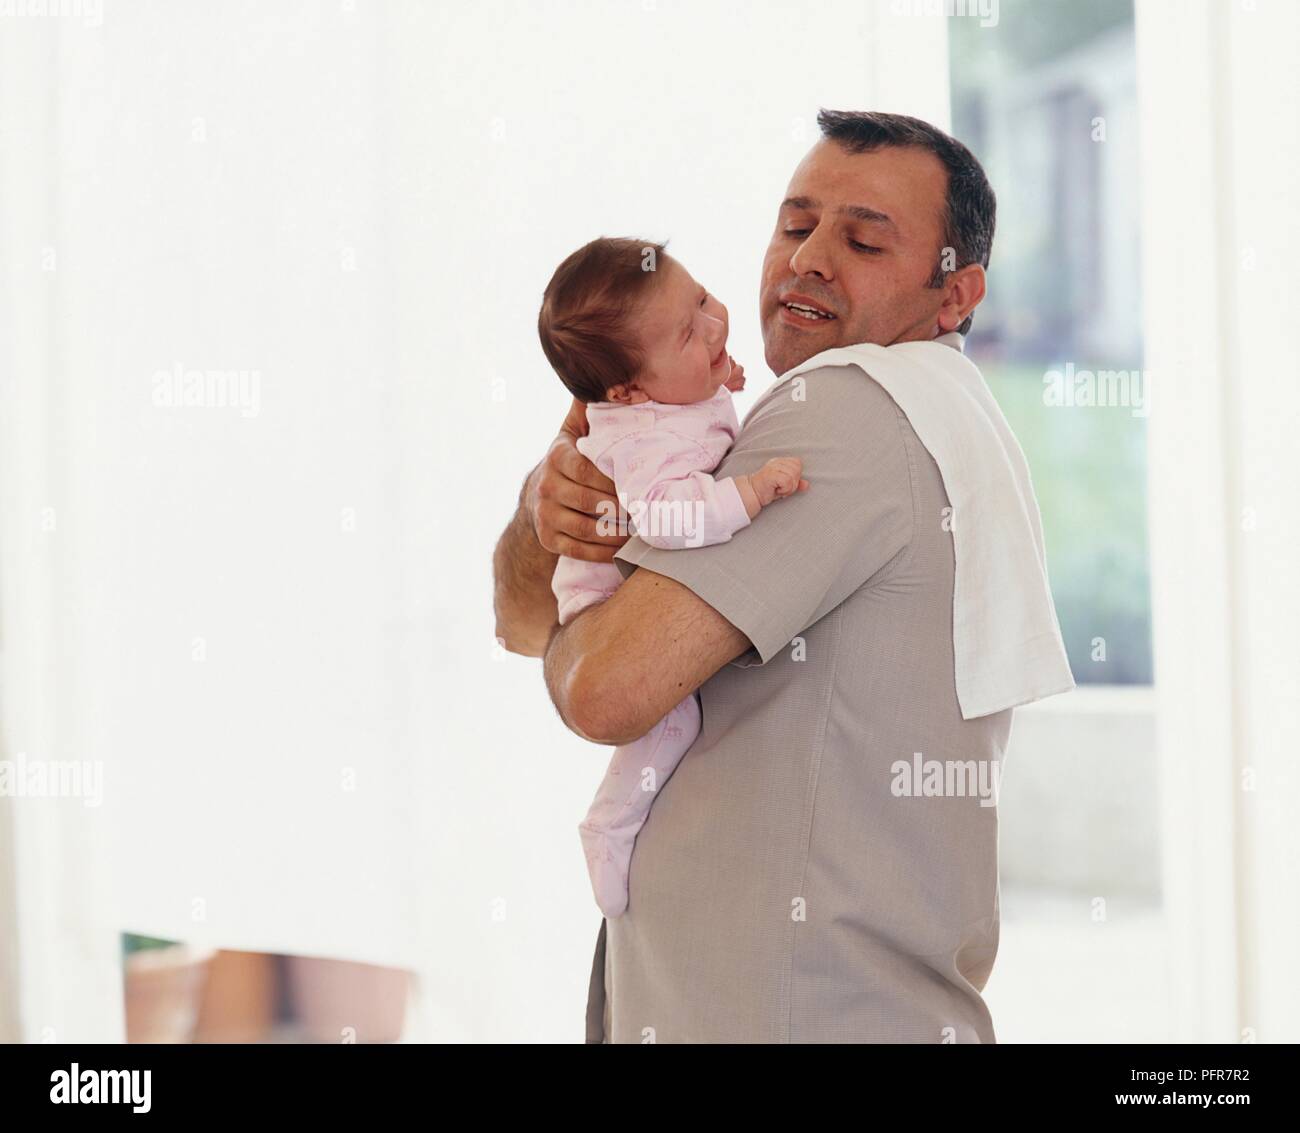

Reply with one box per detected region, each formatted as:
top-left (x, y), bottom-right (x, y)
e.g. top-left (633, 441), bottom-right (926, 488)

top-left (780, 296), bottom-right (837, 322)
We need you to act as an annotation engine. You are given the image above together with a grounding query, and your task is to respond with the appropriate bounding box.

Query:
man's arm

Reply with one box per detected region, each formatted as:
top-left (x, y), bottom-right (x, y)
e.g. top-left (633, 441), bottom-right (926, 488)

top-left (491, 464), bottom-right (559, 657)
top-left (548, 365), bottom-right (916, 744)
top-left (492, 398), bottom-right (627, 657)
top-left (544, 566), bottom-right (751, 745)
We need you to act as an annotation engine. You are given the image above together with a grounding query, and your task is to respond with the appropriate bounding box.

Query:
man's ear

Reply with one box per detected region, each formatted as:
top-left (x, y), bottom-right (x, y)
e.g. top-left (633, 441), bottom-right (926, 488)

top-left (604, 381), bottom-right (651, 405)
top-left (936, 263), bottom-right (986, 334)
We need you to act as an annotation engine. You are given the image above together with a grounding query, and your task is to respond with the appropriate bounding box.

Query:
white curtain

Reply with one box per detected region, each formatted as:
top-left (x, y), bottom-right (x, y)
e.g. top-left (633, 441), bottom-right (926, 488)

top-left (1137, 0), bottom-right (1300, 1041)
top-left (0, 0), bottom-right (948, 1042)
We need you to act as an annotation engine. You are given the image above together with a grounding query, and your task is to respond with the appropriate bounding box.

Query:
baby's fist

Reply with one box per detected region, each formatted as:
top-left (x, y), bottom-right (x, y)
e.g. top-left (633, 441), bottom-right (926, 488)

top-left (753, 457), bottom-right (809, 506)
top-left (724, 356), bottom-right (746, 392)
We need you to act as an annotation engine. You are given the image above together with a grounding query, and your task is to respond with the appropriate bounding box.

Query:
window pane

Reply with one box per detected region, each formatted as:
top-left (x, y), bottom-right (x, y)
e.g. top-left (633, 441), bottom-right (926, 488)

top-left (949, 0), bottom-right (1151, 684)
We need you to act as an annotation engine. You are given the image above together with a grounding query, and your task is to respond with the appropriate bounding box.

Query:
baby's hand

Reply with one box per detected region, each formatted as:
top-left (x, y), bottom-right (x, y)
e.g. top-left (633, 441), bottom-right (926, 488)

top-left (750, 457), bottom-right (809, 506)
top-left (724, 356), bottom-right (746, 392)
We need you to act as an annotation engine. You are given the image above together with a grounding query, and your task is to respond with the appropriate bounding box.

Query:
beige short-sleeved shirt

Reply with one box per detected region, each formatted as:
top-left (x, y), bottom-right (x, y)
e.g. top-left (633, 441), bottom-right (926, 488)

top-left (586, 341), bottom-right (1013, 1043)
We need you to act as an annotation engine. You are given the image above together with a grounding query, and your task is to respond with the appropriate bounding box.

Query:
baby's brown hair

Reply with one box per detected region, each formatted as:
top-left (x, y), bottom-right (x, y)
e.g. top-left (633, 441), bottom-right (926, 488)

top-left (538, 236), bottom-right (669, 403)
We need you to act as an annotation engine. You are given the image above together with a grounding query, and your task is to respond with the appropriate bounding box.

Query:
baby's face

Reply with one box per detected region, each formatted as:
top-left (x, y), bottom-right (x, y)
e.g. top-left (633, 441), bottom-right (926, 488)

top-left (616, 255), bottom-right (730, 405)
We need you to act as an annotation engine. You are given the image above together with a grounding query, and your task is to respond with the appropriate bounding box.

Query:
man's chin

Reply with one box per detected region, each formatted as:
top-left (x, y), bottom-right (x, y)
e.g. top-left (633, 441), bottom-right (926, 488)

top-left (763, 322), bottom-right (840, 377)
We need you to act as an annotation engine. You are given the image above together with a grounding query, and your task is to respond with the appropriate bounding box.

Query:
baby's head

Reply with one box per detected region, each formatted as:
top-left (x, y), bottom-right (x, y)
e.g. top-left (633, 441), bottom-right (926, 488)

top-left (538, 237), bottom-right (730, 406)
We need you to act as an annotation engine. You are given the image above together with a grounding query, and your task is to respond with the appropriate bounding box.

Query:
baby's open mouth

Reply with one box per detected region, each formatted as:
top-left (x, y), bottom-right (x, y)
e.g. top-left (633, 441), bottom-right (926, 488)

top-left (783, 301), bottom-right (836, 321)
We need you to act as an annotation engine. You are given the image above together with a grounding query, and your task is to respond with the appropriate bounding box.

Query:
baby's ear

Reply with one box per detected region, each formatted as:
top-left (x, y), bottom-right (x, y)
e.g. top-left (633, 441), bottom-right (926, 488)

top-left (605, 382), bottom-right (650, 405)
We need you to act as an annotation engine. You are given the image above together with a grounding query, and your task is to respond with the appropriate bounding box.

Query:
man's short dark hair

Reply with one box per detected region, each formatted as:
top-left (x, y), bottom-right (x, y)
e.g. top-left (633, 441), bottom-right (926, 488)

top-left (816, 109), bottom-right (996, 336)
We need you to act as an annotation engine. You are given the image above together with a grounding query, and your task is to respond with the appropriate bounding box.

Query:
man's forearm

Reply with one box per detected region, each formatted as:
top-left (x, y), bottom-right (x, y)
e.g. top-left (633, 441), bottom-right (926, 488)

top-left (542, 606), bottom-right (604, 742)
top-left (492, 467), bottom-right (559, 657)
top-left (543, 567), bottom-right (751, 746)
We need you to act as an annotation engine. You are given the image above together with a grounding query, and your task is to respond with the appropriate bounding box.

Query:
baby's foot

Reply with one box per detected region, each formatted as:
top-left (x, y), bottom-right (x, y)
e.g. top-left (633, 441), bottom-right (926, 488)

top-left (578, 823), bottom-right (630, 918)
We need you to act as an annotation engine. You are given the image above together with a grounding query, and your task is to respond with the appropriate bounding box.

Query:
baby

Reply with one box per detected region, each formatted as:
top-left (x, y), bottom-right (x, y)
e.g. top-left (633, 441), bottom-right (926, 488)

top-left (538, 236), bottom-right (808, 918)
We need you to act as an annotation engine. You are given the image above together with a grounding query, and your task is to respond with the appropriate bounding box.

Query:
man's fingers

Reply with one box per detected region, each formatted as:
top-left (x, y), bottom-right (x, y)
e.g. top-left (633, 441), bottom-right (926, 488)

top-left (537, 444), bottom-right (617, 512)
top-left (531, 417), bottom-right (624, 559)
top-left (551, 532), bottom-right (620, 564)
top-left (535, 498), bottom-right (627, 556)
top-left (541, 465), bottom-right (622, 525)
top-left (559, 396), bottom-right (591, 440)
top-left (565, 506), bottom-right (628, 546)
top-left (542, 436), bottom-right (619, 516)
top-left (550, 436), bottom-right (616, 495)
top-left (563, 480), bottom-right (615, 520)
top-left (541, 499), bottom-right (626, 546)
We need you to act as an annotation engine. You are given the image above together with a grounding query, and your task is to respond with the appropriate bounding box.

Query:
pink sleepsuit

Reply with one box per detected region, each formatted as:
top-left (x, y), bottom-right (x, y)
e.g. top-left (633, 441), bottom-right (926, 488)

top-left (552, 385), bottom-right (752, 917)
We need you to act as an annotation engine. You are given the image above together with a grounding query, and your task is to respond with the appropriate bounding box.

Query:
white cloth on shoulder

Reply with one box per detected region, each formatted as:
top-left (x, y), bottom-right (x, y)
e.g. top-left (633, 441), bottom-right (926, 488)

top-left (781, 336), bottom-right (1075, 719)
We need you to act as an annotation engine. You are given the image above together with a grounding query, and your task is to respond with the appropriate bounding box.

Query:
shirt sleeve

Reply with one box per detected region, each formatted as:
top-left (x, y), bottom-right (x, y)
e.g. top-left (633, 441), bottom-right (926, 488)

top-left (612, 364), bottom-right (915, 664)
top-left (598, 428), bottom-right (752, 551)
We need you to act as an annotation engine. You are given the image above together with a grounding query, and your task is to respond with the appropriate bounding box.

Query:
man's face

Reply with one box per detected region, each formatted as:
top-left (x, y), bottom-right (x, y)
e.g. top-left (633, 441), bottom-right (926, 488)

top-left (759, 139), bottom-right (952, 376)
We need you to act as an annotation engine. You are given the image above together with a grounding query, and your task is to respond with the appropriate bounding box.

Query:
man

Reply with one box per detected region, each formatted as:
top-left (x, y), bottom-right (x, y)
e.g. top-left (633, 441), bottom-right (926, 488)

top-left (494, 110), bottom-right (1046, 1042)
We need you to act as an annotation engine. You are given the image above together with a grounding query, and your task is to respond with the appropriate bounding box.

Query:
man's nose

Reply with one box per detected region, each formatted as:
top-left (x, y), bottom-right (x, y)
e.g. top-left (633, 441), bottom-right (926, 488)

top-left (789, 224), bottom-right (834, 281)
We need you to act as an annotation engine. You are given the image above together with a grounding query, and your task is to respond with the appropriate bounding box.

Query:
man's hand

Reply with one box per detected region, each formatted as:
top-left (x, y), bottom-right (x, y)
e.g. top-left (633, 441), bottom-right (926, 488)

top-left (493, 397), bottom-right (629, 657)
top-left (723, 356), bottom-right (746, 393)
top-left (530, 398), bottom-right (628, 564)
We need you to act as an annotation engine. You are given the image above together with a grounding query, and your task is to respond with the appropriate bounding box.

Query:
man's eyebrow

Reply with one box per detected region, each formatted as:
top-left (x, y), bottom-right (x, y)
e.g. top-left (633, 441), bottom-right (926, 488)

top-left (840, 203), bottom-right (897, 230)
top-left (781, 195), bottom-right (898, 231)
